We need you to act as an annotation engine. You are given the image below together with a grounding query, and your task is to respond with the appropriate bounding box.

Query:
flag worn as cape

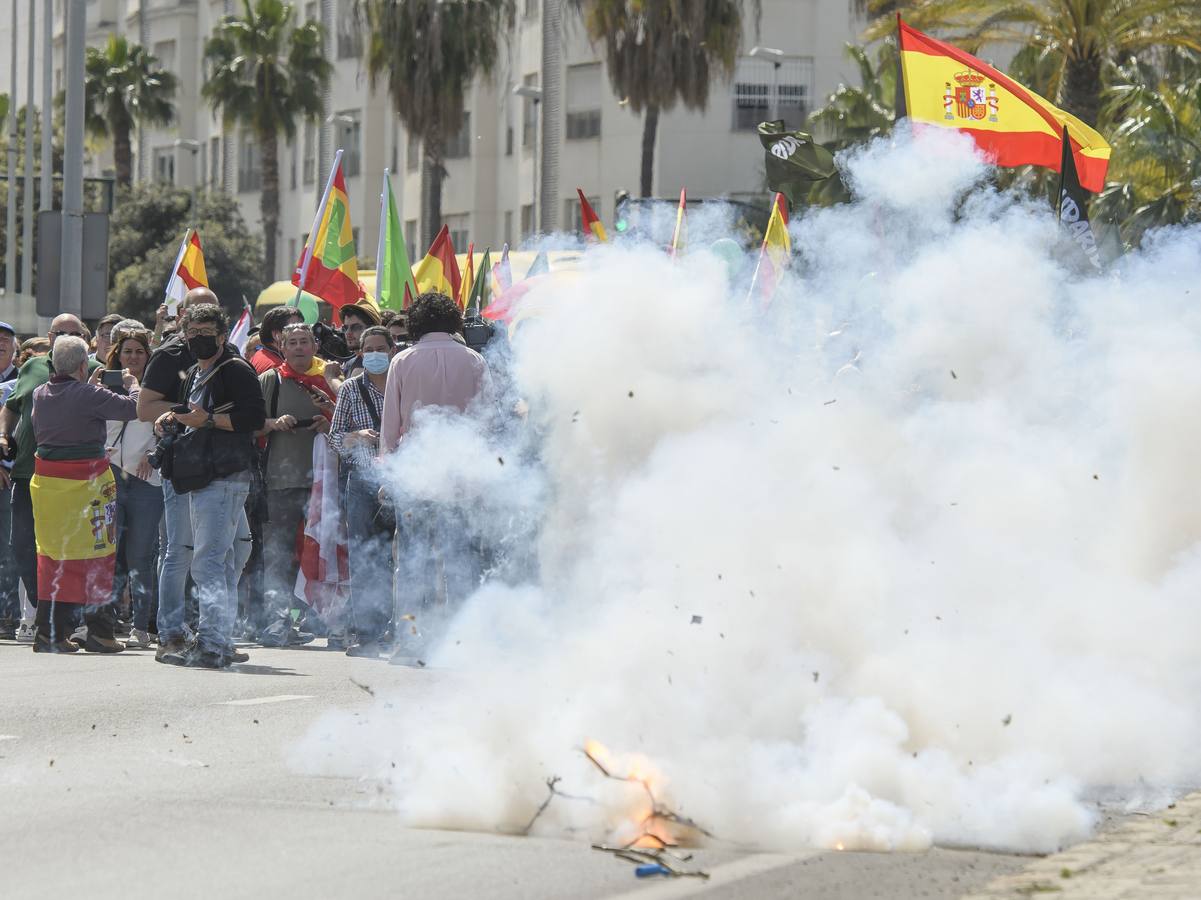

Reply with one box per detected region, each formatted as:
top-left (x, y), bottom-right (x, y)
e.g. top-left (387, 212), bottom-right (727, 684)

top-left (759, 121), bottom-right (837, 208)
top-left (31, 456), bottom-right (117, 604)
top-left (459, 243), bottom-right (475, 311)
top-left (293, 151), bottom-right (365, 314)
top-left (897, 16), bottom-right (1111, 191)
top-left (413, 225), bottom-right (462, 303)
top-left (577, 189), bottom-right (608, 242)
top-left (165, 229), bottom-right (208, 315)
top-left (747, 193), bottom-right (791, 304)
top-left (670, 188), bottom-right (687, 258)
top-left (293, 436), bottom-right (349, 616)
top-left (375, 170), bottom-right (419, 311)
top-left (229, 304), bottom-right (253, 355)
top-left (1056, 126), bottom-right (1103, 272)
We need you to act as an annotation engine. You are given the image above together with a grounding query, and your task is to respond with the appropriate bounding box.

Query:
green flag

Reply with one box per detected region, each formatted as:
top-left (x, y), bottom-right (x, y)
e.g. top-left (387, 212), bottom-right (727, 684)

top-left (759, 120), bottom-right (836, 208)
top-left (467, 248), bottom-right (492, 316)
top-left (375, 170), bottom-right (418, 311)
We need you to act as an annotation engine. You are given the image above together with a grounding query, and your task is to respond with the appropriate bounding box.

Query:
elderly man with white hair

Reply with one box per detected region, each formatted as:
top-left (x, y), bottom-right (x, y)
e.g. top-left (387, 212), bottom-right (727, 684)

top-left (28, 335), bottom-right (140, 653)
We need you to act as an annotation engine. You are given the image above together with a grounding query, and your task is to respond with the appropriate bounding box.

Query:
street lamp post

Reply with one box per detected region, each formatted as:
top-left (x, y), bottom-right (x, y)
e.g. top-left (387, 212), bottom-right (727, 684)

top-left (512, 83), bottom-right (542, 236)
top-left (750, 46), bottom-right (785, 124)
top-left (174, 138), bottom-right (202, 219)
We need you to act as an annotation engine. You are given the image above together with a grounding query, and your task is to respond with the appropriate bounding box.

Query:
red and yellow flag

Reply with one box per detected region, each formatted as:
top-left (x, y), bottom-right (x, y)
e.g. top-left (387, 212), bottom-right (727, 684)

top-left (577, 189), bottom-right (608, 243)
top-left (165, 229), bottom-right (208, 310)
top-left (413, 224), bottom-right (462, 304)
top-left (31, 456), bottom-right (117, 604)
top-left (897, 17), bottom-right (1110, 191)
top-left (293, 153), bottom-right (364, 313)
top-left (748, 193), bottom-right (790, 304)
top-left (670, 188), bottom-right (687, 259)
top-left (459, 242), bottom-right (475, 311)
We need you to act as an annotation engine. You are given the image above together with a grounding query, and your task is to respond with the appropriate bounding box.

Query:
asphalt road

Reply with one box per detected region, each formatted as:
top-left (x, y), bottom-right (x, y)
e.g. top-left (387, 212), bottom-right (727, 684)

top-left (0, 639), bottom-right (1030, 900)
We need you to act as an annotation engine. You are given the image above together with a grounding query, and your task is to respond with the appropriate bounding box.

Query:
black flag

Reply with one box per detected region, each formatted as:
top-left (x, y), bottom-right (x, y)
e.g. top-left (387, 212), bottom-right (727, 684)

top-left (758, 121), bottom-right (837, 209)
top-left (1056, 126), bottom-right (1103, 272)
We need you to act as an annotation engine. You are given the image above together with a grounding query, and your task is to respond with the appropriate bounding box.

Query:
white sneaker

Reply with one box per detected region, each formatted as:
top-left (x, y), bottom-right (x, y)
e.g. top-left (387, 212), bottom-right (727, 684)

top-left (15, 623), bottom-right (35, 644)
top-left (127, 628), bottom-right (154, 649)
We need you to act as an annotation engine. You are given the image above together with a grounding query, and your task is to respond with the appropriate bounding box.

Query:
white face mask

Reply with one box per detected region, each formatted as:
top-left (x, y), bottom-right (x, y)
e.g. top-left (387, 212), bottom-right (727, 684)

top-left (362, 351), bottom-right (390, 374)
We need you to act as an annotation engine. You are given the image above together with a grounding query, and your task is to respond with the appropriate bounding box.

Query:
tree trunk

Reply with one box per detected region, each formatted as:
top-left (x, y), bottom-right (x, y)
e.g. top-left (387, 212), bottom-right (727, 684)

top-left (640, 104), bottom-right (659, 198)
top-left (422, 131), bottom-right (445, 249)
top-left (1060, 52), bottom-right (1103, 128)
top-left (113, 123), bottom-right (133, 189)
top-left (260, 129), bottom-right (280, 285)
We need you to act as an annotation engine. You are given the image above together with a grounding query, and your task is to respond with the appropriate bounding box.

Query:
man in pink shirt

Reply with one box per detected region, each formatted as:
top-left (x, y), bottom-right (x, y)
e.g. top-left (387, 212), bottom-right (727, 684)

top-left (379, 292), bottom-right (490, 665)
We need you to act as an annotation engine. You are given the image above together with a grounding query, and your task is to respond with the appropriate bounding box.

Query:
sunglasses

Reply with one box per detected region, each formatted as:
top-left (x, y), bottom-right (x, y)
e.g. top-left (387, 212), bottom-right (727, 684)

top-left (50, 330), bottom-right (86, 338)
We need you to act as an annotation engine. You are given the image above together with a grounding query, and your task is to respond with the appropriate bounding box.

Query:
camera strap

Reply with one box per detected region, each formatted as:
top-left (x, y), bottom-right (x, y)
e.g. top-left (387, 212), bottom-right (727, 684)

top-left (356, 376), bottom-right (382, 432)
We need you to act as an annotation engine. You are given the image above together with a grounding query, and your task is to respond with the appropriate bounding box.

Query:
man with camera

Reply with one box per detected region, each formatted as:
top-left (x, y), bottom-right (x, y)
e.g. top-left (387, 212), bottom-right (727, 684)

top-left (257, 323), bottom-right (335, 647)
top-left (154, 304), bottom-right (266, 668)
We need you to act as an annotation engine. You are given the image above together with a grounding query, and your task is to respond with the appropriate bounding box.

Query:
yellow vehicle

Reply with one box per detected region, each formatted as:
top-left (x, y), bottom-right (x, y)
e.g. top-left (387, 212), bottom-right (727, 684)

top-left (253, 250), bottom-right (584, 321)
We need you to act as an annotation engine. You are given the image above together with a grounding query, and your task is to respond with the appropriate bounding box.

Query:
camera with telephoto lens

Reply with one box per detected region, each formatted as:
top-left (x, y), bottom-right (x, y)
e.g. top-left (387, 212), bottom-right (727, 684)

top-left (148, 419), bottom-right (183, 470)
top-left (311, 320), bottom-right (351, 361)
top-left (462, 316), bottom-right (495, 354)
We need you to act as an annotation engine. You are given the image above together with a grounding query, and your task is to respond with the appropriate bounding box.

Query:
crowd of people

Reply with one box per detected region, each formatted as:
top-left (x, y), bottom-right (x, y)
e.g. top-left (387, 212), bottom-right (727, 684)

top-left (0, 288), bottom-right (491, 668)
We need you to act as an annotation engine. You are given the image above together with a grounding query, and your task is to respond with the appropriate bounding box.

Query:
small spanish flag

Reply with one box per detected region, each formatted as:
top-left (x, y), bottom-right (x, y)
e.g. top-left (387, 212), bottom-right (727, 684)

top-left (413, 224), bottom-right (463, 303)
top-left (670, 188), bottom-right (687, 259)
top-left (577, 189), bottom-right (608, 243)
top-left (897, 16), bottom-right (1110, 192)
top-left (294, 150), bottom-right (365, 315)
top-left (459, 242), bottom-right (475, 311)
top-left (165, 229), bottom-right (208, 313)
top-left (747, 193), bottom-right (790, 304)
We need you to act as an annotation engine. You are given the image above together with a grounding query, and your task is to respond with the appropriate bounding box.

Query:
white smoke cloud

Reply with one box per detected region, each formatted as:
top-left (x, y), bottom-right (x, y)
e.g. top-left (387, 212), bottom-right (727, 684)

top-left (295, 128), bottom-right (1201, 854)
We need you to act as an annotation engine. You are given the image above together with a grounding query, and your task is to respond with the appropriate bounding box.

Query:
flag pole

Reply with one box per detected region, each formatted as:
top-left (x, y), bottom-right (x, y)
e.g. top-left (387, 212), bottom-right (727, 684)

top-left (294, 148), bottom-right (344, 307)
top-left (893, 13), bottom-right (908, 122)
top-left (1055, 125), bottom-right (1069, 223)
top-left (376, 169), bottom-right (390, 302)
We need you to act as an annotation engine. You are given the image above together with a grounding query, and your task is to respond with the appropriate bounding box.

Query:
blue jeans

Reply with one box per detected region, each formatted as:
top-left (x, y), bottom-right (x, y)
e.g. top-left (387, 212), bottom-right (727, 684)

top-left (109, 467), bottom-right (165, 631)
top-left (156, 479), bottom-right (192, 642)
top-left (188, 473), bottom-right (251, 655)
top-left (0, 477), bottom-right (19, 626)
top-left (345, 468), bottom-right (394, 644)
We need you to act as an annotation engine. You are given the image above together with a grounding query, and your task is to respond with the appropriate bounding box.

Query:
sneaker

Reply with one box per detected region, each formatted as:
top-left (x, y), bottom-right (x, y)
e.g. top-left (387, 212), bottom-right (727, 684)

top-left (155, 638), bottom-right (189, 664)
top-left (258, 628), bottom-right (315, 648)
top-left (224, 647), bottom-right (250, 664)
top-left (114, 620), bottom-right (132, 638)
top-left (346, 641), bottom-right (382, 659)
top-left (82, 634), bottom-right (125, 654)
top-left (33, 635), bottom-right (79, 653)
top-left (0, 623), bottom-right (16, 640)
top-left (127, 629), bottom-right (154, 650)
top-left (188, 649), bottom-right (234, 669)
top-left (326, 630), bottom-right (348, 651)
top-left (70, 624), bottom-right (88, 646)
top-left (16, 623), bottom-right (35, 644)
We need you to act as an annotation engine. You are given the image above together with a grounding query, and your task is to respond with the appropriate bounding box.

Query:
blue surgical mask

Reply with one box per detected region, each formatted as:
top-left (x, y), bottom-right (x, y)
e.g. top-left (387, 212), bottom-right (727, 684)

top-left (362, 351), bottom-right (390, 375)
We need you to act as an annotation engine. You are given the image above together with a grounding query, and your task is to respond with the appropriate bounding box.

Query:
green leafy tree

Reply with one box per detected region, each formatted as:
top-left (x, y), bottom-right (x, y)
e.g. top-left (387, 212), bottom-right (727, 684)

top-left (571, 0), bottom-right (751, 198)
top-left (203, 0), bottom-right (330, 284)
top-left (84, 35), bottom-right (178, 188)
top-left (361, 0), bottom-right (513, 246)
top-left (882, 0), bottom-right (1201, 128)
top-left (108, 183), bottom-right (265, 325)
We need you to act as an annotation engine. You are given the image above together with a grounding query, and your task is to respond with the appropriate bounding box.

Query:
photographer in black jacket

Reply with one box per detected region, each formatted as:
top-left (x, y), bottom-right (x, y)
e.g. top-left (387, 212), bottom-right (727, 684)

top-left (154, 304), bottom-right (266, 668)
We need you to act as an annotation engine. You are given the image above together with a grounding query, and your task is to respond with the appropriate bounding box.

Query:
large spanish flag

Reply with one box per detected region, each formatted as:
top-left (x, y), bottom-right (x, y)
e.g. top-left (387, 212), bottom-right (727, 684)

top-left (413, 225), bottom-right (462, 304)
top-left (31, 456), bottom-right (117, 604)
top-left (747, 193), bottom-right (790, 304)
top-left (897, 17), bottom-right (1110, 192)
top-left (293, 150), bottom-right (364, 314)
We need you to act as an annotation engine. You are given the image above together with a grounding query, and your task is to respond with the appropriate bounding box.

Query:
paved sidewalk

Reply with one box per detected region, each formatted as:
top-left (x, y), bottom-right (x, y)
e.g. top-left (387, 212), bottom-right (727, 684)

top-left (963, 792), bottom-right (1201, 899)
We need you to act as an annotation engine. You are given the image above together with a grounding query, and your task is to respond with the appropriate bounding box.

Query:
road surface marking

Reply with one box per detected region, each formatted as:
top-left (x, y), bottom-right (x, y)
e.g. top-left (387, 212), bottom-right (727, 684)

top-left (221, 694), bottom-right (314, 706)
top-left (0, 735), bottom-right (18, 741)
top-left (598, 852), bottom-right (814, 899)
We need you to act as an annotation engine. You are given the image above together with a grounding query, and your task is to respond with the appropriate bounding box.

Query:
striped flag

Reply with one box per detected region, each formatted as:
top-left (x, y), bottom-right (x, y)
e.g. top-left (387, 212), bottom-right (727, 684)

top-left (577, 189), bottom-right (608, 242)
top-left (413, 225), bottom-right (462, 302)
top-left (293, 150), bottom-right (365, 316)
top-left (459, 243), bottom-right (475, 311)
top-left (293, 436), bottom-right (349, 616)
top-left (670, 188), bottom-right (687, 258)
top-left (468, 248), bottom-right (493, 316)
top-left (164, 229), bottom-right (208, 315)
top-left (747, 193), bottom-right (790, 304)
top-left (229, 304), bottom-right (253, 355)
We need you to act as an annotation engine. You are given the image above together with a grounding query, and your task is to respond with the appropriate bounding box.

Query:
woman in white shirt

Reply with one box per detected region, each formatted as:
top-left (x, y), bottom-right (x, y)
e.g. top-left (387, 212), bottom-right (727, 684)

top-left (105, 327), bottom-right (163, 649)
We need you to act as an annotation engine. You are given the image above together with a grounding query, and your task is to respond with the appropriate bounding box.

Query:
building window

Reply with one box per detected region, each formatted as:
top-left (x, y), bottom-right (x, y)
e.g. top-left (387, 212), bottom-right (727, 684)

top-left (305, 0), bottom-right (317, 21)
top-left (407, 130), bottom-right (419, 171)
top-left (288, 238), bottom-right (297, 270)
top-left (505, 125), bottom-right (514, 156)
top-left (564, 194), bottom-right (599, 234)
top-left (391, 121), bottom-right (399, 172)
top-left (566, 63), bottom-right (601, 140)
top-left (303, 121), bottom-right (316, 185)
top-left (238, 132), bottom-right (262, 192)
top-left (336, 109), bottom-right (362, 177)
top-left (209, 136), bottom-right (220, 188)
top-left (520, 204), bottom-right (534, 240)
top-left (153, 147), bottom-right (176, 184)
top-left (151, 39), bottom-right (176, 72)
top-left (444, 112), bottom-right (472, 160)
top-left (521, 74), bottom-right (539, 149)
top-left (404, 218), bottom-right (417, 259)
top-left (524, 0), bottom-right (538, 18)
top-left (336, 0), bottom-right (362, 59)
top-left (504, 210), bottom-right (513, 247)
top-left (444, 214), bottom-right (469, 253)
top-left (732, 56), bottom-right (814, 131)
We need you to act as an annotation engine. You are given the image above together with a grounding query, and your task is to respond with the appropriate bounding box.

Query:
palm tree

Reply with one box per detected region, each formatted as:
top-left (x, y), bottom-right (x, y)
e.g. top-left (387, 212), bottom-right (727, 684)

top-left (360, 0), bottom-right (514, 247)
top-left (882, 0), bottom-right (1201, 128)
top-left (84, 35), bottom-right (177, 188)
top-left (203, 0), bottom-right (330, 283)
top-left (571, 0), bottom-right (751, 198)
top-left (1092, 52), bottom-right (1201, 246)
